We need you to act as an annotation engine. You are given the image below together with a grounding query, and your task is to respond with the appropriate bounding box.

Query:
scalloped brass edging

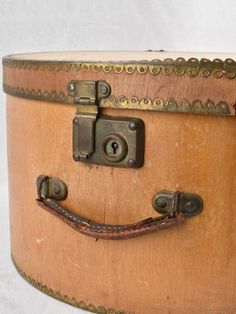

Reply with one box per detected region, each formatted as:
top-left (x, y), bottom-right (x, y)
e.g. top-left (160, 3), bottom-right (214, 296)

top-left (101, 95), bottom-right (232, 115)
top-left (3, 83), bottom-right (234, 116)
top-left (11, 255), bottom-right (129, 314)
top-left (3, 57), bottom-right (236, 79)
top-left (3, 83), bottom-right (72, 104)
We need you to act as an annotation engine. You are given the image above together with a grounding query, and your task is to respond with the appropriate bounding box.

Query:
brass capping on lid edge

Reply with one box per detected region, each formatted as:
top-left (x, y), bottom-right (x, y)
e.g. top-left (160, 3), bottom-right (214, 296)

top-left (3, 83), bottom-right (235, 116)
top-left (3, 83), bottom-right (72, 103)
top-left (3, 57), bottom-right (236, 79)
top-left (11, 255), bottom-right (129, 314)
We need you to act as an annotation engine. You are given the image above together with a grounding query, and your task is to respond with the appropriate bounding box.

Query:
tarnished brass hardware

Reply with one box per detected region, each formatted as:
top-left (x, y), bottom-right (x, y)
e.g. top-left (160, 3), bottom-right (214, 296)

top-left (70, 80), bottom-right (145, 168)
top-left (102, 134), bottom-right (128, 163)
top-left (36, 175), bottom-right (68, 200)
top-left (152, 190), bottom-right (203, 217)
top-left (3, 83), bottom-right (234, 116)
top-left (67, 80), bottom-right (111, 105)
top-left (79, 116), bottom-right (144, 168)
top-left (101, 96), bottom-right (232, 115)
top-left (4, 56), bottom-right (236, 79)
top-left (69, 80), bottom-right (111, 160)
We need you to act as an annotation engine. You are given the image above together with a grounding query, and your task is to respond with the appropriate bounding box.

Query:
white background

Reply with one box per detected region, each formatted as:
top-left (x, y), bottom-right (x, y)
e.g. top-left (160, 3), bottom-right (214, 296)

top-left (1, 1), bottom-right (236, 313)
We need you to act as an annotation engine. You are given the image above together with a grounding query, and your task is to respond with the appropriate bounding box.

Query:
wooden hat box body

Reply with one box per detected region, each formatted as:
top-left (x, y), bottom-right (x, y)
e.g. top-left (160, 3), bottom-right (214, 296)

top-left (2, 51), bottom-right (236, 314)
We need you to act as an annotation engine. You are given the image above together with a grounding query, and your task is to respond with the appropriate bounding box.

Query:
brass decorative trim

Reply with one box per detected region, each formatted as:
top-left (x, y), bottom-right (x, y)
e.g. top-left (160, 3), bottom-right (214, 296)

top-left (3, 57), bottom-right (236, 79)
top-left (12, 256), bottom-right (129, 314)
top-left (3, 83), bottom-right (72, 104)
top-left (3, 83), bottom-right (235, 116)
top-left (101, 95), bottom-right (233, 115)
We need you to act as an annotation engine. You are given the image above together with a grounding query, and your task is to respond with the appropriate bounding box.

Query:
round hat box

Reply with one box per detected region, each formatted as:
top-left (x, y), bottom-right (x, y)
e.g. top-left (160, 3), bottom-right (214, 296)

top-left (3, 51), bottom-right (236, 313)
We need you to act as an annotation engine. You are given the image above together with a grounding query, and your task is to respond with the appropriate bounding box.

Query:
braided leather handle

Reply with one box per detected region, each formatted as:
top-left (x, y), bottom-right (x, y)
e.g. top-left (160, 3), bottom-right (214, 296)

top-left (36, 175), bottom-right (184, 240)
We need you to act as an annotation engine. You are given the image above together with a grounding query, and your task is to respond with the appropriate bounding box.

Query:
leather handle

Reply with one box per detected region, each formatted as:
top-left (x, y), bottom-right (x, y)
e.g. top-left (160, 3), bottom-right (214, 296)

top-left (36, 175), bottom-right (184, 240)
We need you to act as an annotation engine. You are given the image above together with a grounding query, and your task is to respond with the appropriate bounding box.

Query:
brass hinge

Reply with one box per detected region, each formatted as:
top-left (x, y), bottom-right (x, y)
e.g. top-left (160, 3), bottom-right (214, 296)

top-left (67, 80), bottom-right (111, 160)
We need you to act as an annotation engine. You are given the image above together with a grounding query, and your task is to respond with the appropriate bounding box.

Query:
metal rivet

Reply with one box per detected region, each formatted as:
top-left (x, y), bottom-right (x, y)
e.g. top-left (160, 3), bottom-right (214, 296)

top-left (152, 193), bottom-right (170, 214)
top-left (101, 85), bottom-right (108, 95)
top-left (127, 159), bottom-right (136, 167)
top-left (54, 184), bottom-right (61, 195)
top-left (156, 197), bottom-right (167, 209)
top-left (68, 83), bottom-right (74, 92)
top-left (73, 153), bottom-right (79, 160)
top-left (129, 121), bottom-right (137, 131)
top-left (185, 201), bottom-right (196, 213)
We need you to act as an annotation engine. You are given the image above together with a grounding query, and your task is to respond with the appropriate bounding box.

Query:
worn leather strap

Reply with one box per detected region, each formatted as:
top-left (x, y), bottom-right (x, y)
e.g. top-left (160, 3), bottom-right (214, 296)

top-left (36, 198), bottom-right (184, 240)
top-left (36, 176), bottom-right (184, 240)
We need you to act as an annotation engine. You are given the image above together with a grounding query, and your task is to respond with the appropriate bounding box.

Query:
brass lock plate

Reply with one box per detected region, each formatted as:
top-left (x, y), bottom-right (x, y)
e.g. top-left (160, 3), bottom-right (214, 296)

top-left (73, 115), bottom-right (145, 168)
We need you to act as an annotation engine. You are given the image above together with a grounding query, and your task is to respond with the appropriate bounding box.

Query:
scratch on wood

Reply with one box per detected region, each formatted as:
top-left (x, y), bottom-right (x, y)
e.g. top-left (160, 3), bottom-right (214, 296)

top-left (36, 236), bottom-right (48, 244)
top-left (67, 259), bottom-right (81, 270)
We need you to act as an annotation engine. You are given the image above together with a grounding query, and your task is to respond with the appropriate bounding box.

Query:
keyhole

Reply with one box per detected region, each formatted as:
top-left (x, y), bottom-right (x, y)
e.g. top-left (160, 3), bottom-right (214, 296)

top-left (111, 141), bottom-right (118, 155)
top-left (102, 135), bottom-right (128, 162)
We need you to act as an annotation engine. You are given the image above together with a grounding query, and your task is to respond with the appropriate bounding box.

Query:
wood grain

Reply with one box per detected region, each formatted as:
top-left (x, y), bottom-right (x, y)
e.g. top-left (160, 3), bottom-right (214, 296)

top-left (6, 60), bottom-right (236, 313)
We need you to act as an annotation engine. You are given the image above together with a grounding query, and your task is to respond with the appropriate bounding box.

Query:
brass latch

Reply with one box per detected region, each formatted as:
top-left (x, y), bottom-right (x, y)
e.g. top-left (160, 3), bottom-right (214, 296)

top-left (67, 80), bottom-right (145, 168)
top-left (67, 80), bottom-right (111, 160)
